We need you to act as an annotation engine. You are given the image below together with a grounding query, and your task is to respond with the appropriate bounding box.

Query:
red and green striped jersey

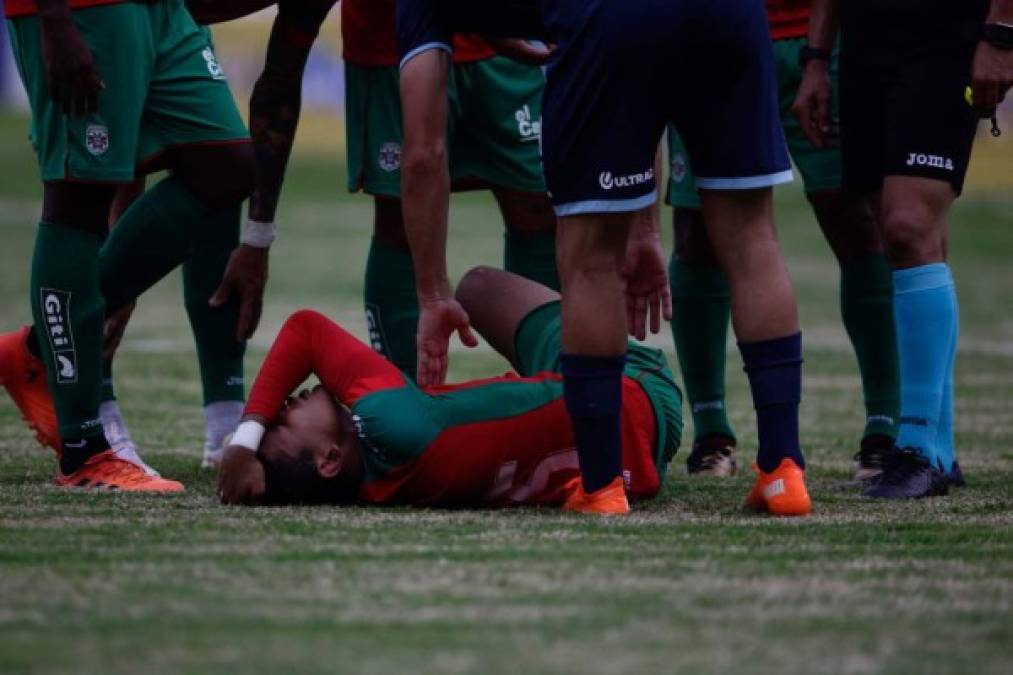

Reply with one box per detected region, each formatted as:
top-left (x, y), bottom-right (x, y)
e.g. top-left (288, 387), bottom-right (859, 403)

top-left (766, 0), bottom-right (810, 41)
top-left (246, 310), bottom-right (664, 507)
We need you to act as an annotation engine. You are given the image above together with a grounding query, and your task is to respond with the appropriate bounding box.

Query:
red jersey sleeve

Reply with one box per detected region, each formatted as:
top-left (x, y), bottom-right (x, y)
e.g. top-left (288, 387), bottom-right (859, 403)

top-left (245, 310), bottom-right (405, 421)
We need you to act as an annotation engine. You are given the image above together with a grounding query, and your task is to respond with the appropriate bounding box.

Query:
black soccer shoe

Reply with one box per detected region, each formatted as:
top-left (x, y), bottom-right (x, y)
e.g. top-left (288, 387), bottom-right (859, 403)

top-left (864, 448), bottom-right (949, 499)
top-left (853, 434), bottom-right (895, 482)
top-left (686, 437), bottom-right (738, 477)
top-left (945, 460), bottom-right (966, 488)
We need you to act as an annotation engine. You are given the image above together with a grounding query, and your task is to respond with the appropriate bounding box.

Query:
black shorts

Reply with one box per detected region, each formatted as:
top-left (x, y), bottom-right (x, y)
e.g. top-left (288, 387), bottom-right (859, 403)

top-left (839, 0), bottom-right (987, 196)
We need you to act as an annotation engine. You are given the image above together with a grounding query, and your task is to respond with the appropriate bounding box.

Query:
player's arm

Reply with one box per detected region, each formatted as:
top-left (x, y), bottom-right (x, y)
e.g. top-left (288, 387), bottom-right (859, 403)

top-left (972, 0), bottom-right (1013, 114)
top-left (37, 0), bottom-right (103, 116)
top-left (207, 0), bottom-right (337, 342)
top-left (218, 310), bottom-right (402, 503)
top-left (791, 0), bottom-right (838, 148)
top-left (397, 0), bottom-right (480, 386)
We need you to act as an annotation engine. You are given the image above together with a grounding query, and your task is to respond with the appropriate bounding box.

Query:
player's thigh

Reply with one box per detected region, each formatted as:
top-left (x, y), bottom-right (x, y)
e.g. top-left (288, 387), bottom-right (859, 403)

top-left (542, 34), bottom-right (664, 217)
top-left (8, 5), bottom-right (152, 183)
top-left (838, 46), bottom-right (886, 198)
top-left (139, 3), bottom-right (249, 169)
top-left (671, 5), bottom-right (791, 193)
top-left (449, 56), bottom-right (547, 194)
top-left (775, 38), bottom-right (843, 194)
top-left (344, 63), bottom-right (404, 199)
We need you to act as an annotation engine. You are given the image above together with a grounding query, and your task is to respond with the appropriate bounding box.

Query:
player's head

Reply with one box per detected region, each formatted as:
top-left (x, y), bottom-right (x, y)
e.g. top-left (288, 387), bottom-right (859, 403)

top-left (256, 385), bottom-right (363, 504)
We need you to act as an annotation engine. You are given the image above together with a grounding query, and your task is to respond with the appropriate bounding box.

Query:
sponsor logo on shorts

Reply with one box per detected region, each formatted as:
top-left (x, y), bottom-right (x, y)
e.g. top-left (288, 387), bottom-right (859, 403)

top-left (599, 167), bottom-right (655, 191)
top-left (85, 125), bottom-right (109, 156)
top-left (202, 47), bottom-right (226, 80)
top-left (905, 153), bottom-right (954, 171)
top-left (365, 306), bottom-right (388, 356)
top-left (671, 153), bottom-right (688, 183)
top-left (377, 142), bottom-right (402, 173)
top-left (515, 105), bottom-right (541, 142)
top-left (40, 288), bottom-right (77, 384)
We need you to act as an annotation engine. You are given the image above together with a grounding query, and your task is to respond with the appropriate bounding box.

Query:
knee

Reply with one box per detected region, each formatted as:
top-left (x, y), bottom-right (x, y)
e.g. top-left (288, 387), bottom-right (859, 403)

top-left (456, 265), bottom-right (498, 305)
top-left (177, 143), bottom-right (256, 209)
top-left (809, 191), bottom-right (883, 261)
top-left (880, 203), bottom-right (944, 265)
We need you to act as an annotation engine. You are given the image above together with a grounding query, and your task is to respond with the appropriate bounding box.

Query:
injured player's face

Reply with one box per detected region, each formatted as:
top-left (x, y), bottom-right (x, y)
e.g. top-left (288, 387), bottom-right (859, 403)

top-left (256, 385), bottom-right (364, 504)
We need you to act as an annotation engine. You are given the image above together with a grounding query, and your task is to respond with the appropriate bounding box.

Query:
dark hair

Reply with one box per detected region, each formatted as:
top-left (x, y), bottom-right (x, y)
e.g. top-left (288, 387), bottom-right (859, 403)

top-left (259, 448), bottom-right (359, 506)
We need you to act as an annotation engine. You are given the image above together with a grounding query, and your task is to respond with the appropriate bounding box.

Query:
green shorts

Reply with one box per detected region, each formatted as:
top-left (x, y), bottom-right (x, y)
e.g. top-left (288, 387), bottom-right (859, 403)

top-left (9, 0), bottom-right (248, 183)
top-left (513, 301), bottom-right (684, 480)
top-left (345, 56), bottom-right (547, 197)
top-left (667, 37), bottom-right (842, 209)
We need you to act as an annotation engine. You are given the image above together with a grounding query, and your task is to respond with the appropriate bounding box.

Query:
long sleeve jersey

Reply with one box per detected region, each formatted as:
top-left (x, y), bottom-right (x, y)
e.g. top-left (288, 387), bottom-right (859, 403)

top-left (245, 310), bottom-right (665, 507)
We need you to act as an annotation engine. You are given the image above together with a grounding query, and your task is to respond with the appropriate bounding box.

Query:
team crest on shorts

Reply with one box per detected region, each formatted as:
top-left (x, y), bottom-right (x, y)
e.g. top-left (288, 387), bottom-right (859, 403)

top-left (671, 153), bottom-right (688, 183)
top-left (377, 142), bottom-right (402, 172)
top-left (203, 48), bottom-right (226, 80)
top-left (85, 125), bottom-right (109, 157)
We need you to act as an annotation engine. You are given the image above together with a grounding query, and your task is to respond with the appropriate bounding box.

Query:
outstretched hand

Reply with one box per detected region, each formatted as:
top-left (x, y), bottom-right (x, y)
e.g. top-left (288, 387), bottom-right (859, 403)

top-left (416, 297), bottom-right (479, 387)
top-left (209, 244), bottom-right (269, 342)
top-left (622, 233), bottom-right (672, 341)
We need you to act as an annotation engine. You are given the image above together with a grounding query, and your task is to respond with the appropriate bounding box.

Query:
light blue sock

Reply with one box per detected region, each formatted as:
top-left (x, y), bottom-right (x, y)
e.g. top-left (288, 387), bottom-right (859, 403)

top-left (893, 263), bottom-right (957, 466)
top-left (935, 283), bottom-right (959, 473)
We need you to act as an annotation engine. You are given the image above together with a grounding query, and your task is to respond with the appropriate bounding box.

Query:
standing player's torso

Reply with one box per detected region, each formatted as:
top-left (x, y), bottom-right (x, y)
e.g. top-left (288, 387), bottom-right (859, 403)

top-left (352, 373), bottom-right (659, 507)
top-left (341, 0), bottom-right (493, 67)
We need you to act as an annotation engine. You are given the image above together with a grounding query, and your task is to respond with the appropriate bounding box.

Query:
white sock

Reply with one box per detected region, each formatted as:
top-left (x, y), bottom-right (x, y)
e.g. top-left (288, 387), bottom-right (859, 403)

top-left (204, 400), bottom-right (244, 454)
top-left (99, 400), bottom-right (132, 448)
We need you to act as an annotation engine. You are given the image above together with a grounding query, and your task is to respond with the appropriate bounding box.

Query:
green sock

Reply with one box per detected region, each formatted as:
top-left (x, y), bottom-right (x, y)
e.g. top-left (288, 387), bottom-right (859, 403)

top-left (840, 254), bottom-right (900, 439)
top-left (364, 238), bottom-right (419, 377)
top-left (669, 253), bottom-right (736, 442)
top-left (101, 360), bottom-right (115, 402)
top-left (183, 205), bottom-right (246, 404)
top-left (504, 230), bottom-right (560, 291)
top-left (98, 176), bottom-right (214, 314)
top-left (30, 222), bottom-right (106, 441)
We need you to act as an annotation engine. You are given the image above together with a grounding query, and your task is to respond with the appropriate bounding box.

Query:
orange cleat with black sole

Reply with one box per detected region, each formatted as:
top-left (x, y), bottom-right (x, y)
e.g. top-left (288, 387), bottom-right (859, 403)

top-left (745, 458), bottom-right (811, 517)
top-left (562, 476), bottom-right (630, 515)
top-left (0, 326), bottom-right (60, 453)
top-left (56, 450), bottom-right (184, 492)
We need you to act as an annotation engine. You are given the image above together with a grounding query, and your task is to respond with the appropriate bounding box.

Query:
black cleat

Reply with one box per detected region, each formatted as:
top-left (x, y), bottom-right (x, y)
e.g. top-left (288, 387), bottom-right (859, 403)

top-left (853, 434), bottom-right (895, 482)
top-left (944, 460), bottom-right (966, 488)
top-left (864, 448), bottom-right (949, 499)
top-left (686, 437), bottom-right (738, 477)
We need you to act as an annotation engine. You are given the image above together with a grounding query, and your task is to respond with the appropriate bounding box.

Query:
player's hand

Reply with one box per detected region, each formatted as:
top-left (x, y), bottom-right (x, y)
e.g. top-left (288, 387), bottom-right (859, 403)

top-left (622, 232), bottom-right (672, 341)
top-left (39, 9), bottom-right (104, 116)
top-left (971, 40), bottom-right (1013, 116)
top-left (209, 244), bottom-right (269, 342)
top-left (217, 446), bottom-right (267, 505)
top-left (484, 38), bottom-right (555, 65)
top-left (102, 301), bottom-right (136, 362)
top-left (792, 60), bottom-right (834, 149)
top-left (416, 296), bottom-right (479, 387)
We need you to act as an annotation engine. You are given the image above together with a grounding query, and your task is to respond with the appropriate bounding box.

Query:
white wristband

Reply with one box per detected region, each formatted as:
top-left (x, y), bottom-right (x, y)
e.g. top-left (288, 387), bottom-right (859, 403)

top-left (231, 420), bottom-right (266, 452)
top-left (241, 219), bottom-right (277, 248)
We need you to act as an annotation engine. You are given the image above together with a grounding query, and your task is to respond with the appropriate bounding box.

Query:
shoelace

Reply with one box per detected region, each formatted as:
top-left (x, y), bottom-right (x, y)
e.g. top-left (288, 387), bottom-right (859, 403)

top-left (876, 451), bottom-right (925, 486)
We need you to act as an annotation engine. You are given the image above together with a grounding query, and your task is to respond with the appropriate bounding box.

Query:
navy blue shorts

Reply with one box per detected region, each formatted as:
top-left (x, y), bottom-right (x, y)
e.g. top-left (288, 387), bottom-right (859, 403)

top-left (542, 0), bottom-right (792, 216)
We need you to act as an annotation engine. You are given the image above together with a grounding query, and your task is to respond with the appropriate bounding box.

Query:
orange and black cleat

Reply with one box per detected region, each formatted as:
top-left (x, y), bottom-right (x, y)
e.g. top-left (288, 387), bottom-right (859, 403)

top-left (562, 476), bottom-right (630, 515)
top-left (56, 450), bottom-right (184, 492)
top-left (0, 326), bottom-right (60, 452)
top-left (745, 458), bottom-right (811, 517)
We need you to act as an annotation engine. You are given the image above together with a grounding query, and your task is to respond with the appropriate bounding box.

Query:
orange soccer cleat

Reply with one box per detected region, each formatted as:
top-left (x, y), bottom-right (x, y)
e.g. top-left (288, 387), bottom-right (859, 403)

top-left (0, 326), bottom-right (60, 452)
top-left (745, 458), bottom-right (811, 517)
top-left (562, 476), bottom-right (630, 515)
top-left (56, 450), bottom-right (184, 492)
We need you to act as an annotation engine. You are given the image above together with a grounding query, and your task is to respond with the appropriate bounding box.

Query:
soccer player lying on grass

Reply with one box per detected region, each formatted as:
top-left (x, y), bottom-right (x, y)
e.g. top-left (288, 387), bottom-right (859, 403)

top-left (216, 267), bottom-right (684, 510)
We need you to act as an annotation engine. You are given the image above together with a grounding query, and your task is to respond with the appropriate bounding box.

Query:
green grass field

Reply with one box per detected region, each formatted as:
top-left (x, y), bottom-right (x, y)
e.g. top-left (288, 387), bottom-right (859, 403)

top-left (1, 107), bottom-right (1012, 675)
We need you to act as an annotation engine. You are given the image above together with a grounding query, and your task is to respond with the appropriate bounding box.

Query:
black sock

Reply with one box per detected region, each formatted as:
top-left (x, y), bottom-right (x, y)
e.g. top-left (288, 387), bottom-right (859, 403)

top-left (60, 434), bottom-right (111, 475)
top-left (561, 353), bottom-right (626, 493)
top-left (739, 333), bottom-right (805, 473)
